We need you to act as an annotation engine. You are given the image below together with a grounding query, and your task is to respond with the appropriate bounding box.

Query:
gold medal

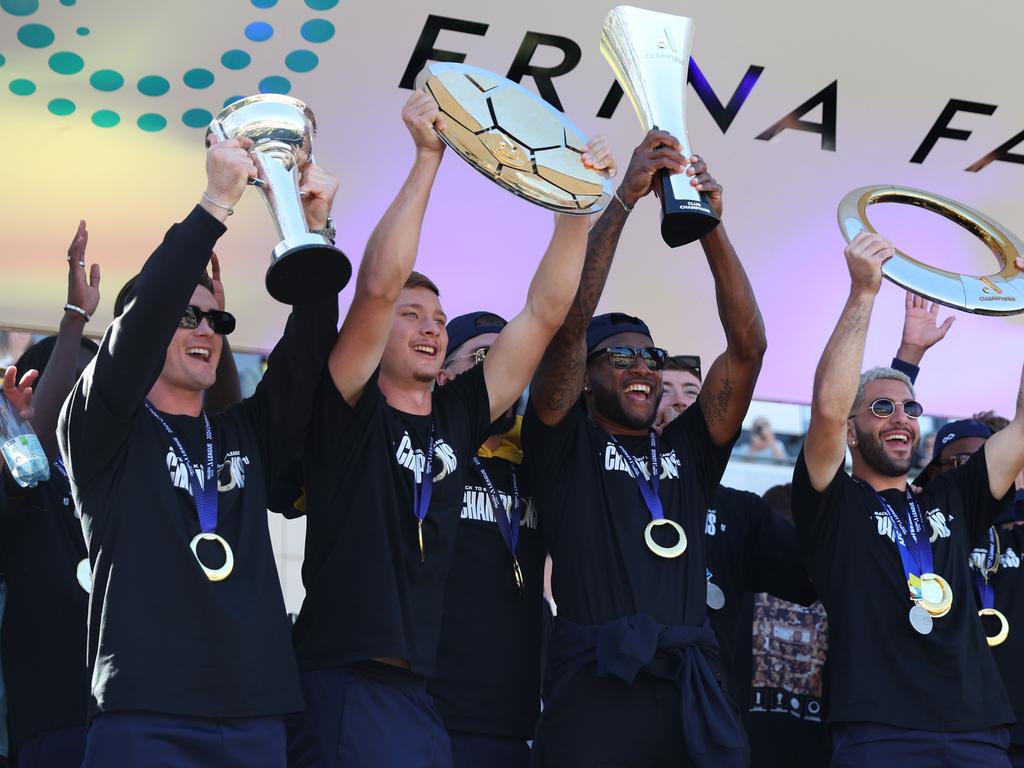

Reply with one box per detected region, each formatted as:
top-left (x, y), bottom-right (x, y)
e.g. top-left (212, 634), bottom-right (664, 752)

top-left (979, 607), bottom-right (1010, 647)
top-left (189, 532), bottom-right (234, 582)
top-left (644, 518), bottom-right (687, 559)
top-left (914, 573), bottom-right (953, 618)
top-left (418, 519), bottom-right (425, 563)
top-left (513, 557), bottom-right (525, 591)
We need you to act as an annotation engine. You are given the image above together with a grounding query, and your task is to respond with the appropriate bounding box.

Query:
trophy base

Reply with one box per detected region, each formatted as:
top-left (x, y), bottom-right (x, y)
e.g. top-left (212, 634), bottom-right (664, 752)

top-left (266, 239), bottom-right (351, 305)
top-left (659, 173), bottom-right (720, 247)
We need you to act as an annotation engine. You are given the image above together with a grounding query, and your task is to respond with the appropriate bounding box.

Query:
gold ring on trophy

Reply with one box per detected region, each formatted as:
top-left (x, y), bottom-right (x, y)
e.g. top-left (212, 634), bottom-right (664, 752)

top-left (979, 607), bottom-right (1009, 647)
top-left (190, 532), bottom-right (234, 582)
top-left (917, 573), bottom-right (953, 617)
top-left (837, 185), bottom-right (1024, 316)
top-left (644, 518), bottom-right (687, 559)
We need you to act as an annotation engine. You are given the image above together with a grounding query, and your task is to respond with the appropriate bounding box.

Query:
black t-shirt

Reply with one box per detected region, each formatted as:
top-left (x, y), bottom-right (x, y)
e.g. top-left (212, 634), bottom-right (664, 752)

top-left (792, 447), bottom-right (1014, 730)
top-left (57, 206), bottom-right (335, 719)
top-left (521, 401), bottom-right (733, 629)
top-left (294, 366), bottom-right (492, 677)
top-left (428, 452), bottom-right (546, 739)
top-left (705, 486), bottom-right (815, 705)
top-left (970, 523), bottom-right (1024, 745)
top-left (0, 464), bottom-right (89, 747)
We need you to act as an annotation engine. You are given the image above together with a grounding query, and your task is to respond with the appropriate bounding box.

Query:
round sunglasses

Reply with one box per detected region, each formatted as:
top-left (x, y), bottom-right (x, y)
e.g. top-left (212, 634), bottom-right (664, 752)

top-left (864, 398), bottom-right (924, 419)
top-left (588, 345), bottom-right (669, 371)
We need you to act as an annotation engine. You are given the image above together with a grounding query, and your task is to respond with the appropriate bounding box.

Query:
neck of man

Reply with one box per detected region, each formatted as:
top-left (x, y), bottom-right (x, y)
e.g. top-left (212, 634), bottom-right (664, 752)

top-left (591, 410), bottom-right (650, 438)
top-left (852, 454), bottom-right (908, 493)
top-left (481, 434), bottom-right (503, 452)
top-left (147, 378), bottom-right (204, 417)
top-left (379, 372), bottom-right (433, 416)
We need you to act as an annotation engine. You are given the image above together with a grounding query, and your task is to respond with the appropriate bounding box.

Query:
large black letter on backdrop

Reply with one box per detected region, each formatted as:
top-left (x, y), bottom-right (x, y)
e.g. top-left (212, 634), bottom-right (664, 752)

top-left (756, 81), bottom-right (837, 151)
top-left (909, 99), bottom-right (997, 164)
top-left (399, 15), bottom-right (489, 89)
top-left (506, 32), bottom-right (581, 112)
top-left (966, 128), bottom-right (1024, 172)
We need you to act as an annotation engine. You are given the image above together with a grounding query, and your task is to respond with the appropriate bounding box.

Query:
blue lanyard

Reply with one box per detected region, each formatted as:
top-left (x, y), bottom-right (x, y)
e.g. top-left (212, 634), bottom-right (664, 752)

top-left (974, 527), bottom-right (999, 610)
top-left (145, 401), bottom-right (218, 534)
top-left (863, 482), bottom-right (932, 579)
top-left (471, 457), bottom-right (521, 558)
top-left (411, 422), bottom-right (436, 562)
top-left (607, 431), bottom-right (664, 522)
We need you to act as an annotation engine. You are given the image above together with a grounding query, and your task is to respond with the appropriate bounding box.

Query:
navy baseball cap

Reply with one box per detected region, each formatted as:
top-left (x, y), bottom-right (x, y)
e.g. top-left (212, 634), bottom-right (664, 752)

top-left (445, 311), bottom-right (508, 361)
top-left (916, 419), bottom-right (994, 485)
top-left (586, 312), bottom-right (653, 355)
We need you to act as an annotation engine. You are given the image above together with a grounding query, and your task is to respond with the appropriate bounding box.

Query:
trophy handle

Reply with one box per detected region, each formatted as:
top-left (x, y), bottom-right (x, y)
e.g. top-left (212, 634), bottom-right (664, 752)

top-left (207, 117), bottom-right (267, 189)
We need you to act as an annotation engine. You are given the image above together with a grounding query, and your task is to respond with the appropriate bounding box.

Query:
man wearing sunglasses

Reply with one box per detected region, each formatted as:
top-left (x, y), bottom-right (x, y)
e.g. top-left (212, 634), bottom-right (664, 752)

top-left (522, 128), bottom-right (766, 768)
top-left (425, 311), bottom-right (546, 768)
top-left (793, 230), bottom-right (1024, 767)
top-left (56, 137), bottom-right (343, 767)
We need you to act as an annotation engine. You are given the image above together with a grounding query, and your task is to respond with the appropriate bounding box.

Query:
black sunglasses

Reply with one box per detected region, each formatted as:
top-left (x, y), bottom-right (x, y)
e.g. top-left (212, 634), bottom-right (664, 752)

top-left (866, 398), bottom-right (923, 419)
top-left (180, 305), bottom-right (236, 335)
top-left (588, 345), bottom-right (668, 371)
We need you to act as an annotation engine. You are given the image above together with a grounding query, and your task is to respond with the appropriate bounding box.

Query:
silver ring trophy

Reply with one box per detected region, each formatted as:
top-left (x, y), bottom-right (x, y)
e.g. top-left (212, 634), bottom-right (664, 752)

top-left (601, 5), bottom-right (720, 247)
top-left (207, 95), bottom-right (351, 304)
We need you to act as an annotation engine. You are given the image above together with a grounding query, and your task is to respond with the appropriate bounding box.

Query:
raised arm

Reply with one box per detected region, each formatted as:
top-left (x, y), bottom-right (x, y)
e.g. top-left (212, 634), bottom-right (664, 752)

top-left (803, 232), bottom-right (894, 491)
top-left (530, 129), bottom-right (686, 426)
top-left (894, 291), bottom-right (954, 369)
top-left (328, 92), bottom-right (444, 405)
top-left (26, 221), bottom-right (101, 459)
top-left (692, 157), bottom-right (767, 446)
top-left (984, 361), bottom-right (1024, 498)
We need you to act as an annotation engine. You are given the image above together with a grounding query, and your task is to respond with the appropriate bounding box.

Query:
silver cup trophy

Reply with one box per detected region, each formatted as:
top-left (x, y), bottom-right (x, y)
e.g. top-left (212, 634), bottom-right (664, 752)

top-left (601, 6), bottom-right (719, 247)
top-left (207, 95), bottom-right (351, 304)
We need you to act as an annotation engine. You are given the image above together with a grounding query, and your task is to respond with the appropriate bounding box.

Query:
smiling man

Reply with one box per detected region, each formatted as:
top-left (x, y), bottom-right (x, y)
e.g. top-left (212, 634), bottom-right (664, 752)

top-left (793, 231), bottom-right (1024, 768)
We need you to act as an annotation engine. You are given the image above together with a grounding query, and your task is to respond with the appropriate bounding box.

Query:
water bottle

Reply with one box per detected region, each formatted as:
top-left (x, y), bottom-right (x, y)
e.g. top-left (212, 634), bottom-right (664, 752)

top-left (0, 395), bottom-right (50, 488)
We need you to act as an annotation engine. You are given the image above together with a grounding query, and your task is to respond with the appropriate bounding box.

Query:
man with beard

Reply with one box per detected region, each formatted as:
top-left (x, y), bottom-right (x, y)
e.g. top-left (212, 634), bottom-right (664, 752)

top-left (426, 311), bottom-right (545, 768)
top-left (522, 128), bottom-right (766, 768)
top-left (793, 230), bottom-right (1024, 767)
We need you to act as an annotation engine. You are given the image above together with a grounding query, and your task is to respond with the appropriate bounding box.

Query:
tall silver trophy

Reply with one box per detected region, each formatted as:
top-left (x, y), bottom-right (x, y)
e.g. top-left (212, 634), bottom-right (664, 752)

top-left (208, 95), bottom-right (351, 304)
top-left (601, 6), bottom-right (719, 247)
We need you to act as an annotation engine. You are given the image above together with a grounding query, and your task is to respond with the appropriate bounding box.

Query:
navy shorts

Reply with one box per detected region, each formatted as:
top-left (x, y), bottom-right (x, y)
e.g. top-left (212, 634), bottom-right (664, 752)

top-left (830, 722), bottom-right (1011, 768)
top-left (448, 731), bottom-right (529, 768)
top-left (289, 663), bottom-right (452, 768)
top-left (81, 712), bottom-right (286, 768)
top-left (12, 726), bottom-right (87, 768)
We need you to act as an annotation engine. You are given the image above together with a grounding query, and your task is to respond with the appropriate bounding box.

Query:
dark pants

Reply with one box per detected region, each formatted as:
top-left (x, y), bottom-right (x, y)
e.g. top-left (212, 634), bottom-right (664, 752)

top-left (532, 668), bottom-right (689, 767)
top-left (12, 726), bottom-right (87, 768)
top-left (449, 731), bottom-right (529, 768)
top-left (1010, 743), bottom-right (1024, 768)
top-left (81, 712), bottom-right (286, 768)
top-left (290, 664), bottom-right (452, 768)
top-left (747, 713), bottom-right (829, 768)
top-left (830, 722), bottom-right (1010, 768)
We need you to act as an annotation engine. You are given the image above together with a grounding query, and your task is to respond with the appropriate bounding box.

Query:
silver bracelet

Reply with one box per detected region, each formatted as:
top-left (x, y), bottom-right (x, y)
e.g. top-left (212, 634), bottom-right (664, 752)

top-left (202, 192), bottom-right (234, 216)
top-left (64, 303), bottom-right (91, 322)
top-left (613, 189), bottom-right (633, 213)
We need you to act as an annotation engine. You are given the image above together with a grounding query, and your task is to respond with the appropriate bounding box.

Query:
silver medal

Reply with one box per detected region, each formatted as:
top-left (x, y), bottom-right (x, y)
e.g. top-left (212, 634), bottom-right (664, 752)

top-left (909, 604), bottom-right (933, 635)
top-left (706, 582), bottom-right (726, 610)
top-left (76, 557), bottom-right (92, 594)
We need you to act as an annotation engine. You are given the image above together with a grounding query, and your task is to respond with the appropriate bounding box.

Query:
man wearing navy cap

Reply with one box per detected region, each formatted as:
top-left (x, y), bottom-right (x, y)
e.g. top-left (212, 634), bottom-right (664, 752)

top-left (523, 129), bottom-right (766, 767)
top-left (427, 311), bottom-right (546, 768)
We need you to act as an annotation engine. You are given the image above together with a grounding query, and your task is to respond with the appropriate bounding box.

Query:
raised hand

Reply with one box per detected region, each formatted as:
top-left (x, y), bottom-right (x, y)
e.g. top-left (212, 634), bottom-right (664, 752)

top-left (615, 129), bottom-right (687, 209)
top-left (402, 91), bottom-right (446, 157)
top-left (899, 292), bottom-right (954, 362)
top-left (845, 231), bottom-right (895, 296)
top-left (210, 252), bottom-right (226, 310)
top-left (1016, 256), bottom-right (1024, 272)
top-left (581, 135), bottom-right (617, 178)
top-left (298, 163), bottom-right (341, 231)
top-left (203, 136), bottom-right (257, 218)
top-left (2, 366), bottom-right (38, 421)
top-left (66, 220), bottom-right (101, 320)
top-left (685, 154), bottom-right (722, 218)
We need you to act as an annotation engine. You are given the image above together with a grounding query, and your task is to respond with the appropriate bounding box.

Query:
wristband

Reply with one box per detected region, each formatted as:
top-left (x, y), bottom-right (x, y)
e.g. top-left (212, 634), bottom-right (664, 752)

top-left (64, 303), bottom-right (91, 322)
top-left (613, 189), bottom-right (633, 213)
top-left (202, 192), bottom-right (234, 216)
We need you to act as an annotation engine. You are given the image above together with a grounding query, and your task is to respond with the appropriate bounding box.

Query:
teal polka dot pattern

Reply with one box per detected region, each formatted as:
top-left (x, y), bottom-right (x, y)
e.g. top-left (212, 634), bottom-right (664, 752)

top-left (300, 19), bottom-right (334, 43)
top-left (182, 107), bottom-right (213, 128)
top-left (305, 0), bottom-right (338, 8)
top-left (259, 75), bottom-right (290, 94)
top-left (49, 51), bottom-right (84, 75)
top-left (9, 78), bottom-right (35, 95)
top-left (137, 113), bottom-right (167, 132)
top-left (76, 26), bottom-right (89, 36)
top-left (17, 23), bottom-right (54, 48)
top-left (1, 0), bottom-right (38, 16)
top-left (224, 95), bottom-right (243, 107)
top-left (47, 97), bottom-right (75, 116)
top-left (251, 0), bottom-right (277, 7)
top-left (90, 69), bottom-right (124, 91)
top-left (286, 49), bottom-right (318, 73)
top-left (245, 22), bottom-right (273, 42)
top-left (59, 0), bottom-right (75, 5)
top-left (183, 68), bottom-right (214, 89)
top-left (220, 49), bottom-right (251, 70)
top-left (91, 109), bottom-right (119, 128)
top-left (137, 75), bottom-right (170, 97)
top-left (0, 54), bottom-right (5, 67)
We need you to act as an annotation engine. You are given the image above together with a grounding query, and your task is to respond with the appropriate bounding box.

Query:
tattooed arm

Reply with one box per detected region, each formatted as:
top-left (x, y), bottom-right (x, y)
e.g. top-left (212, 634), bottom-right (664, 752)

top-left (803, 232), bottom-right (894, 491)
top-left (530, 129), bottom-right (688, 426)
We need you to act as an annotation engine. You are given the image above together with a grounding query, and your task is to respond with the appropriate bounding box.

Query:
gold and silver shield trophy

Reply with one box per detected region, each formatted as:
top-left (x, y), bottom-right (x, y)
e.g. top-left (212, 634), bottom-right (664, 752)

top-left (838, 186), bottom-right (1024, 315)
top-left (208, 95), bottom-right (351, 304)
top-left (601, 6), bottom-right (719, 247)
top-left (415, 62), bottom-right (612, 214)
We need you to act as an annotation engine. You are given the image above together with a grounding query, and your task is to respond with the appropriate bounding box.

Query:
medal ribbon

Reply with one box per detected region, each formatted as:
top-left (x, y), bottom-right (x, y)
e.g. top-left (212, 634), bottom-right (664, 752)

top-left (412, 422), bottom-right (437, 528)
top-left (471, 457), bottom-right (520, 560)
top-left (145, 401), bottom-right (218, 534)
top-left (974, 527), bottom-right (999, 610)
top-left (607, 431), bottom-right (664, 522)
top-left (862, 483), bottom-right (933, 596)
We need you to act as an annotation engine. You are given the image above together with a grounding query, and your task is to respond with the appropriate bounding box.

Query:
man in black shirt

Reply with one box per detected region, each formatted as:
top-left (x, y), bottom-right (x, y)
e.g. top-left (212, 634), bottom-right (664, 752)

top-left (56, 138), bottom-right (342, 767)
top-left (793, 230), bottom-right (1024, 767)
top-left (523, 129), bottom-right (766, 768)
top-left (427, 311), bottom-right (545, 768)
top-left (291, 92), bottom-right (602, 767)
